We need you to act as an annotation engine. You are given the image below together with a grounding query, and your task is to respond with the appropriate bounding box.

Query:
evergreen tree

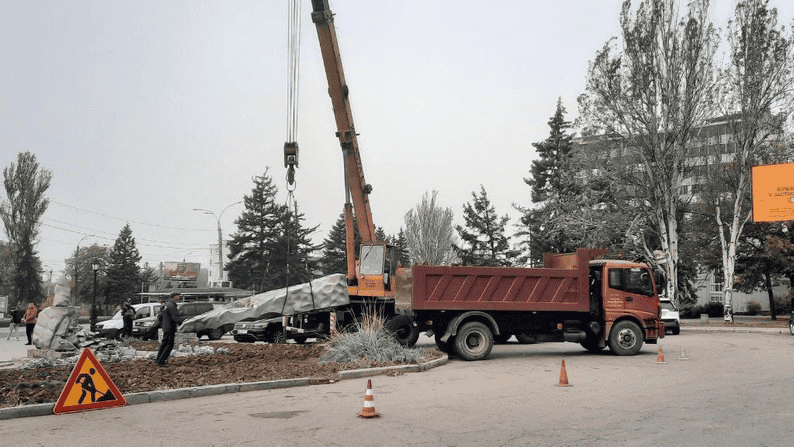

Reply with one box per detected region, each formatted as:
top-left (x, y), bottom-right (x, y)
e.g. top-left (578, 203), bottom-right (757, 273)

top-left (226, 169), bottom-right (318, 291)
top-left (275, 204), bottom-right (319, 287)
top-left (318, 213), bottom-right (358, 276)
top-left (394, 228), bottom-right (410, 267)
top-left (453, 186), bottom-right (518, 266)
top-left (526, 98), bottom-right (578, 203)
top-left (65, 244), bottom-right (109, 306)
top-left (105, 224), bottom-right (141, 309)
top-left (1, 151), bottom-right (51, 307)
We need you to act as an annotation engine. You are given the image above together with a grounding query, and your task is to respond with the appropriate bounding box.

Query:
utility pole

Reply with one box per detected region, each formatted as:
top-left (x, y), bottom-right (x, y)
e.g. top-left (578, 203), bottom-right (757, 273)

top-left (193, 201), bottom-right (241, 282)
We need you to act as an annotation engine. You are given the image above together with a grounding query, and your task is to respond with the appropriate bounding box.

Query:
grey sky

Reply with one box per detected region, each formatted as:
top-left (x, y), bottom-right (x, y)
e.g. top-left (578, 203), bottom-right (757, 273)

top-left (1, 0), bottom-right (791, 279)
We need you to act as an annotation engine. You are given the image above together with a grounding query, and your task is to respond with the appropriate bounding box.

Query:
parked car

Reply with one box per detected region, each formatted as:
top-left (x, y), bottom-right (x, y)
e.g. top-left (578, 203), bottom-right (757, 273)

top-left (95, 303), bottom-right (161, 339)
top-left (660, 298), bottom-right (680, 335)
top-left (231, 312), bottom-right (326, 344)
top-left (789, 307), bottom-right (794, 336)
top-left (231, 313), bottom-right (285, 343)
top-left (133, 301), bottom-right (226, 340)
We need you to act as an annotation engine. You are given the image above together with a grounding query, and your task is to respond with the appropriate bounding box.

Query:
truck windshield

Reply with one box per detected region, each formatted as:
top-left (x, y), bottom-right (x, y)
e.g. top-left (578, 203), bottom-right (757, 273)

top-left (608, 267), bottom-right (655, 296)
top-left (359, 244), bottom-right (384, 275)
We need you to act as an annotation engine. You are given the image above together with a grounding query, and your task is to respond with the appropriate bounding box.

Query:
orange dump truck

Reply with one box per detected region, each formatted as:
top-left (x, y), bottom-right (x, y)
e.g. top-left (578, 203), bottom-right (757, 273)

top-left (404, 248), bottom-right (665, 360)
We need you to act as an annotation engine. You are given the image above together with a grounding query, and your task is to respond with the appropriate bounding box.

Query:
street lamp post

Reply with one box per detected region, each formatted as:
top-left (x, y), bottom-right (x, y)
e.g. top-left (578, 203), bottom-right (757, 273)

top-left (91, 259), bottom-right (99, 332)
top-left (193, 201), bottom-right (241, 282)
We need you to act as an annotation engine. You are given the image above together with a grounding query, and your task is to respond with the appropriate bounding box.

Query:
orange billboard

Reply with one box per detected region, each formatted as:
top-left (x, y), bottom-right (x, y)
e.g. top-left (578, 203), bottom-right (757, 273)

top-left (752, 162), bottom-right (794, 222)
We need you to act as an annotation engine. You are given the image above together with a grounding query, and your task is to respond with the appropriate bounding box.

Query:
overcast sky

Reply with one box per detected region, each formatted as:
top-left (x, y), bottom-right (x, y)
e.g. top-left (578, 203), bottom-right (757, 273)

top-left (1, 0), bottom-right (792, 280)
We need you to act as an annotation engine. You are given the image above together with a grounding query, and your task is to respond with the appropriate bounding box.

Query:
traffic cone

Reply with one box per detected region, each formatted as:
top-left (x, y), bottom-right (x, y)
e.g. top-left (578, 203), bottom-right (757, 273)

top-left (557, 359), bottom-right (572, 387)
top-left (358, 379), bottom-right (380, 418)
top-left (678, 344), bottom-right (689, 360)
top-left (656, 346), bottom-right (667, 364)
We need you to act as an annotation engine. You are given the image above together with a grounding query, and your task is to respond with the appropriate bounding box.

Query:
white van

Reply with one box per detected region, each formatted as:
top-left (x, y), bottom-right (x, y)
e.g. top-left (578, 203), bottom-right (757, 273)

top-left (94, 302), bottom-right (161, 339)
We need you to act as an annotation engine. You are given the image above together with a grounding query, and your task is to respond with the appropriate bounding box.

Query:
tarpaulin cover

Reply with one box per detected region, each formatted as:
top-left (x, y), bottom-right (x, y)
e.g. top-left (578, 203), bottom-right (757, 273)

top-left (179, 274), bottom-right (349, 333)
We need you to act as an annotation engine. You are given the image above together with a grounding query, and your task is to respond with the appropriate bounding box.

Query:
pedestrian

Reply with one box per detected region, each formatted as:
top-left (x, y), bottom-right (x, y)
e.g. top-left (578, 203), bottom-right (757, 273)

top-left (7, 306), bottom-right (22, 340)
top-left (23, 302), bottom-right (38, 346)
top-left (155, 291), bottom-right (183, 367)
top-left (122, 301), bottom-right (135, 338)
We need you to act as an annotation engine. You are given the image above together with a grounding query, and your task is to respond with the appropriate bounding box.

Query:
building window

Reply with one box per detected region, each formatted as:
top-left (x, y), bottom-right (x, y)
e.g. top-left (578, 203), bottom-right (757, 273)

top-left (710, 272), bottom-right (723, 302)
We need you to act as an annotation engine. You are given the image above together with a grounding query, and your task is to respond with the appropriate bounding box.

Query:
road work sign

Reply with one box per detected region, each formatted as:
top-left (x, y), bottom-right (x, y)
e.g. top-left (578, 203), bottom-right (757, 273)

top-left (752, 162), bottom-right (794, 222)
top-left (53, 348), bottom-right (127, 414)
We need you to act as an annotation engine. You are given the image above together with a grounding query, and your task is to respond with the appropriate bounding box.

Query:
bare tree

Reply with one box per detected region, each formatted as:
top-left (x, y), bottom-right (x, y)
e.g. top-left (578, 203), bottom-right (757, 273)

top-left (1, 152), bottom-right (52, 308)
top-left (704, 0), bottom-right (794, 321)
top-left (578, 0), bottom-right (718, 307)
top-left (404, 191), bottom-right (458, 265)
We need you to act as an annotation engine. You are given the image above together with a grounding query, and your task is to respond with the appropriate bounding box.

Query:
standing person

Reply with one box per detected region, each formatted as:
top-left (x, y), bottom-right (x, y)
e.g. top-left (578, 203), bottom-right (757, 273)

top-left (155, 291), bottom-right (183, 367)
top-left (121, 301), bottom-right (135, 338)
top-left (23, 302), bottom-right (38, 346)
top-left (7, 306), bottom-right (21, 341)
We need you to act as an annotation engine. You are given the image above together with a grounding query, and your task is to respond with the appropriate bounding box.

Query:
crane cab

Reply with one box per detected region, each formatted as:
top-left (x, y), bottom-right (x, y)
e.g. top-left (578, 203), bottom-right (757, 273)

top-left (350, 242), bottom-right (397, 298)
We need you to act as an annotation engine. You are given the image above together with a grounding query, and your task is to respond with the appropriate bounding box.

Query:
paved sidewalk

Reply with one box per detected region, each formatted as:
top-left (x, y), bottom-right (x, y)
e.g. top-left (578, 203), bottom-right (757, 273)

top-left (0, 327), bottom-right (34, 365)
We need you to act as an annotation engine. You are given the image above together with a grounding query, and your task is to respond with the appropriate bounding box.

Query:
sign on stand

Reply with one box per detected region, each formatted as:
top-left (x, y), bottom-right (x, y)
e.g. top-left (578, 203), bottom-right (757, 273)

top-left (53, 348), bottom-right (127, 414)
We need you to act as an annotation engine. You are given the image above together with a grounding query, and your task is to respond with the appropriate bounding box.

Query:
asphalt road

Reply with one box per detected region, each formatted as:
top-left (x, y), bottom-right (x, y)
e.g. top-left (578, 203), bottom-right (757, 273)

top-left (3, 331), bottom-right (794, 446)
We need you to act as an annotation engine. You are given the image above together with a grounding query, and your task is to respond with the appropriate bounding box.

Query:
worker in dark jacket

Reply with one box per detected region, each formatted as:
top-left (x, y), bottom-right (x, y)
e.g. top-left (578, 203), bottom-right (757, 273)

top-left (155, 291), bottom-right (183, 367)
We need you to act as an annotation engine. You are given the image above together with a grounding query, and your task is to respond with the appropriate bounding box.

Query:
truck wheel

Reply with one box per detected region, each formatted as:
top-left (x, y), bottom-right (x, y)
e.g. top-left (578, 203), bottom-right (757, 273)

top-left (454, 322), bottom-right (494, 361)
top-left (608, 320), bottom-right (643, 355)
top-left (386, 314), bottom-right (419, 347)
top-left (434, 332), bottom-right (454, 353)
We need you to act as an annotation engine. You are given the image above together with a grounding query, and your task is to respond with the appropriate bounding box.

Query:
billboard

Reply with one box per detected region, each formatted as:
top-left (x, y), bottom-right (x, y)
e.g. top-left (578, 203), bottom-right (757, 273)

top-left (163, 262), bottom-right (200, 281)
top-left (752, 162), bottom-right (794, 222)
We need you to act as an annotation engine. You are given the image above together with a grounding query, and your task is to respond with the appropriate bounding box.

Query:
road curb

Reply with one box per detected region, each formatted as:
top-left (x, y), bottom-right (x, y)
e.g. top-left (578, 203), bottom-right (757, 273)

top-left (0, 354), bottom-right (448, 420)
top-left (681, 326), bottom-right (787, 335)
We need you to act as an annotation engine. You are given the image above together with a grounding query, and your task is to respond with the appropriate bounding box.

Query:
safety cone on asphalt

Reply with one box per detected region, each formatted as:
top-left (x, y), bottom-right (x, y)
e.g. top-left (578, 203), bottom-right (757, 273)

top-left (358, 379), bottom-right (380, 418)
top-left (679, 344), bottom-right (689, 361)
top-left (657, 346), bottom-right (667, 364)
top-left (557, 359), bottom-right (572, 387)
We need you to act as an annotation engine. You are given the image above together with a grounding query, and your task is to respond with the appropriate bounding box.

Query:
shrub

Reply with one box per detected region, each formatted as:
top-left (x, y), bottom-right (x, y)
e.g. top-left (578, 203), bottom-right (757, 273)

top-left (680, 305), bottom-right (702, 319)
top-left (775, 294), bottom-right (793, 314)
top-left (746, 300), bottom-right (761, 316)
top-left (705, 302), bottom-right (724, 318)
top-left (319, 312), bottom-right (428, 365)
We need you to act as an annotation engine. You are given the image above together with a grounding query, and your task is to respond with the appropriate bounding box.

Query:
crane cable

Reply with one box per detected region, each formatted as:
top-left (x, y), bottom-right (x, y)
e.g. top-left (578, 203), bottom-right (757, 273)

top-left (284, 0), bottom-right (301, 191)
top-left (282, 0), bottom-right (302, 336)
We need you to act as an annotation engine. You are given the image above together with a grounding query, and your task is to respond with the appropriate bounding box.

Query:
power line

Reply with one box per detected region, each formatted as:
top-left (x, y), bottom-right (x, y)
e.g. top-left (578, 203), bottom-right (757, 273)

top-left (50, 200), bottom-right (217, 232)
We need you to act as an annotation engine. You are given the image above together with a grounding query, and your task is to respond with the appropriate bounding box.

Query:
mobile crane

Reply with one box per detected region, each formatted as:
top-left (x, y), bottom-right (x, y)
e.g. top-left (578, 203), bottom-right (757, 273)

top-left (285, 0), bottom-right (404, 334)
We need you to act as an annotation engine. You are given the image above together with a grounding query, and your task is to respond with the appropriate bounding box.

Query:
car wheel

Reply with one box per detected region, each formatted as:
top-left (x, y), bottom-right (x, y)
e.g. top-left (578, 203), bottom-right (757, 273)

top-left (293, 336), bottom-right (308, 344)
top-left (208, 327), bottom-right (225, 340)
top-left (789, 320), bottom-right (794, 336)
top-left (453, 322), bottom-right (494, 361)
top-left (671, 325), bottom-right (680, 336)
top-left (608, 320), bottom-right (644, 356)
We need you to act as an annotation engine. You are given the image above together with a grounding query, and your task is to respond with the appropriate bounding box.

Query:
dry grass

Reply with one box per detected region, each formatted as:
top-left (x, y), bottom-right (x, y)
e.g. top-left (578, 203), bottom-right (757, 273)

top-left (319, 312), bottom-right (428, 365)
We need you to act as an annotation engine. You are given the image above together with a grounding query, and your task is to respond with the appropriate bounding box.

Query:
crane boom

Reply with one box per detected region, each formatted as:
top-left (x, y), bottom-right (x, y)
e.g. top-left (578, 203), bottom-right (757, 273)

top-left (311, 0), bottom-right (376, 245)
top-left (310, 0), bottom-right (397, 299)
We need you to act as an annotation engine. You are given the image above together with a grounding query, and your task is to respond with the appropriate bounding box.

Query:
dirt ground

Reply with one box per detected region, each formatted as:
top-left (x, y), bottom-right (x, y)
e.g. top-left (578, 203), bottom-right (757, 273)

top-left (681, 317), bottom-right (789, 328)
top-left (0, 341), bottom-right (440, 409)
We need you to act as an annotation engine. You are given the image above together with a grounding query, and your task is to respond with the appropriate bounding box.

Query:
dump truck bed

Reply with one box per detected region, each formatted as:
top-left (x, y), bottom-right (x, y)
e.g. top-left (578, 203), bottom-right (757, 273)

top-left (411, 249), bottom-right (605, 313)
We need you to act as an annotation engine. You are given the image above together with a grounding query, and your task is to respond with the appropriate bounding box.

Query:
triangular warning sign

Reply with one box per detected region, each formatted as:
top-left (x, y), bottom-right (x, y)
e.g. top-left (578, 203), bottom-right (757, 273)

top-left (54, 348), bottom-right (127, 414)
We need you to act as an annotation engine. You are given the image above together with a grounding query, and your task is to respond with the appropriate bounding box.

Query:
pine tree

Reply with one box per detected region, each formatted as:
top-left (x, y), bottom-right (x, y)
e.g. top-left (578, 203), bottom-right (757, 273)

top-left (318, 213), bottom-right (360, 276)
top-left (226, 169), bottom-right (285, 291)
top-left (394, 228), bottom-right (410, 267)
top-left (453, 186), bottom-right (518, 266)
top-left (105, 224), bottom-right (141, 308)
top-left (526, 98), bottom-right (577, 203)
top-left (274, 204), bottom-right (319, 288)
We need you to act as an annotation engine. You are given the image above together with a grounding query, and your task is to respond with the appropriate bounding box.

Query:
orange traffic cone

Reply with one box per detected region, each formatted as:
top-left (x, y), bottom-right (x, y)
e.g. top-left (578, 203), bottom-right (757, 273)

top-left (657, 346), bottom-right (667, 364)
top-left (557, 359), bottom-right (572, 387)
top-left (358, 379), bottom-right (380, 418)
